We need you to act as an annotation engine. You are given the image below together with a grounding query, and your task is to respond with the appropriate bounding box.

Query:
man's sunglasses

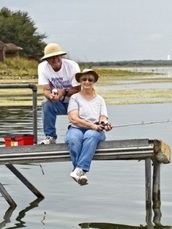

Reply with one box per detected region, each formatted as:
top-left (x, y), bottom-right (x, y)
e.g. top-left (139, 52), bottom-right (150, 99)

top-left (81, 78), bottom-right (94, 82)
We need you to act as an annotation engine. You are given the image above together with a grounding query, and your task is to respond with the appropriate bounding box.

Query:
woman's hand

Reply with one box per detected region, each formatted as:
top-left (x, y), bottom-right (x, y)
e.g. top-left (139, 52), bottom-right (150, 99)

top-left (96, 120), bottom-right (112, 132)
top-left (103, 123), bottom-right (112, 131)
top-left (91, 123), bottom-right (105, 131)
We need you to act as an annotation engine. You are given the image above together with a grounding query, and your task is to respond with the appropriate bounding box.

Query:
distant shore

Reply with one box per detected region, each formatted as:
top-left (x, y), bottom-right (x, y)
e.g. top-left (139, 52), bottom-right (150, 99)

top-left (0, 58), bottom-right (172, 106)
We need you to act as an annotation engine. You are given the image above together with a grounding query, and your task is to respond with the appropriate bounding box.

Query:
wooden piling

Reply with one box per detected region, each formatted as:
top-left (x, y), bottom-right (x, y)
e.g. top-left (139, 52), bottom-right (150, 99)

top-left (152, 160), bottom-right (162, 225)
top-left (6, 164), bottom-right (44, 199)
top-left (145, 158), bottom-right (152, 209)
top-left (0, 183), bottom-right (17, 207)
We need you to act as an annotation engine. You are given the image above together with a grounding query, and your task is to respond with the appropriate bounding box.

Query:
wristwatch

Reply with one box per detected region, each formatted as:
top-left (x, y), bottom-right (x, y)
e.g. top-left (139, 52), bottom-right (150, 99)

top-left (64, 89), bottom-right (69, 97)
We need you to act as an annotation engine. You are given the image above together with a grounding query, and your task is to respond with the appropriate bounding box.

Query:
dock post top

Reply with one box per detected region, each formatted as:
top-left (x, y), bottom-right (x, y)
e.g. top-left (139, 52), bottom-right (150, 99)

top-left (152, 139), bottom-right (171, 164)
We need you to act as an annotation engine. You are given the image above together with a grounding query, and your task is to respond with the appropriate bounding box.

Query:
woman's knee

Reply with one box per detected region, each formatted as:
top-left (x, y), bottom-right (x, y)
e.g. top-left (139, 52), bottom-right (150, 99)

top-left (85, 130), bottom-right (105, 141)
top-left (65, 128), bottom-right (83, 143)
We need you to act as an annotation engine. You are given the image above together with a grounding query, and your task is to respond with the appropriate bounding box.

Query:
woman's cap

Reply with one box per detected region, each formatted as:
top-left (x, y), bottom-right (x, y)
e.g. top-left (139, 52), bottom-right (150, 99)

top-left (41, 43), bottom-right (67, 60)
top-left (75, 69), bottom-right (99, 82)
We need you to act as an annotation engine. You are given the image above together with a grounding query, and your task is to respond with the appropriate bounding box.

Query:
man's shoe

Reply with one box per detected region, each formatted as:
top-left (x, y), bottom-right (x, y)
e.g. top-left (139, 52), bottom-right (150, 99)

top-left (40, 136), bottom-right (56, 145)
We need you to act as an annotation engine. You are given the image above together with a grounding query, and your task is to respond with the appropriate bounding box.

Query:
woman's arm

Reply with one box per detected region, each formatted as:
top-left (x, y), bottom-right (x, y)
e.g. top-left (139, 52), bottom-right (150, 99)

top-left (68, 110), bottom-right (104, 131)
top-left (99, 116), bottom-right (112, 132)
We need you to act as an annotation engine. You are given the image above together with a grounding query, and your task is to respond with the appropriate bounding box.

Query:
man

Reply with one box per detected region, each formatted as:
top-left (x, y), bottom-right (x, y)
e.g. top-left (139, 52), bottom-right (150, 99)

top-left (38, 43), bottom-right (81, 144)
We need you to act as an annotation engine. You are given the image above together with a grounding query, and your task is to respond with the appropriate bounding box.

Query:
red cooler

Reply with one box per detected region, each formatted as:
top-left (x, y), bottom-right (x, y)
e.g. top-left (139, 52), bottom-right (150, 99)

top-left (4, 134), bottom-right (34, 147)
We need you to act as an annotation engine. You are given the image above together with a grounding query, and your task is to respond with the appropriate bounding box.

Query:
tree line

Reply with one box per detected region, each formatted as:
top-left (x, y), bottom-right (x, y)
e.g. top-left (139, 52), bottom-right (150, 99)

top-left (79, 60), bottom-right (172, 67)
top-left (0, 7), bottom-right (46, 60)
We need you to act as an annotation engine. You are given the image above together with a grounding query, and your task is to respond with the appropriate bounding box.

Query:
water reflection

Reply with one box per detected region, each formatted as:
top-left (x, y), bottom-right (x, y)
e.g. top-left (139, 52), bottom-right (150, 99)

top-left (0, 106), bottom-right (35, 134)
top-left (79, 222), bottom-right (172, 229)
top-left (79, 205), bottom-right (167, 229)
top-left (0, 106), bottom-right (68, 144)
top-left (0, 206), bottom-right (15, 228)
top-left (0, 201), bottom-right (168, 229)
top-left (79, 221), bottom-right (171, 229)
top-left (0, 106), bottom-right (42, 144)
top-left (0, 104), bottom-right (171, 228)
top-left (0, 198), bottom-right (44, 228)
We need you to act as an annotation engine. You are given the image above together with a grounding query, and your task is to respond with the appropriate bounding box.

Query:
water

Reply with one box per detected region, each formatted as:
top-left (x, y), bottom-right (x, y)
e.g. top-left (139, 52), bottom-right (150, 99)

top-left (0, 102), bottom-right (172, 228)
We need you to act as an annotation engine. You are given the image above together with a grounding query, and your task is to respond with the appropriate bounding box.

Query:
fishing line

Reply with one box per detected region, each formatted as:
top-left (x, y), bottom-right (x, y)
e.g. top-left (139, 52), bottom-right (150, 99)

top-left (22, 106), bottom-right (172, 129)
top-left (12, 84), bottom-right (172, 130)
top-left (111, 119), bottom-right (172, 128)
top-left (18, 87), bottom-right (172, 129)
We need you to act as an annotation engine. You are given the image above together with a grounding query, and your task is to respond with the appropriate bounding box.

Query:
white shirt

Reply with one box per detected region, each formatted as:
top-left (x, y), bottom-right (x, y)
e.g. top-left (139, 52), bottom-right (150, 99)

top-left (68, 92), bottom-right (108, 127)
top-left (38, 58), bottom-right (80, 90)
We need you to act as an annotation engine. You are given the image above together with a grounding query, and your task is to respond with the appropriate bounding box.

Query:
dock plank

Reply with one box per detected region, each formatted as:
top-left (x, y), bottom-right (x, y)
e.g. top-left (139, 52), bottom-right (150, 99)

top-left (0, 139), bottom-right (170, 164)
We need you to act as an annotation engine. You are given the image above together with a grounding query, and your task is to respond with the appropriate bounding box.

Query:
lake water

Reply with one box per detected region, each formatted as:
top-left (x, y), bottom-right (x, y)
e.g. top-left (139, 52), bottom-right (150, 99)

top-left (0, 102), bottom-right (172, 229)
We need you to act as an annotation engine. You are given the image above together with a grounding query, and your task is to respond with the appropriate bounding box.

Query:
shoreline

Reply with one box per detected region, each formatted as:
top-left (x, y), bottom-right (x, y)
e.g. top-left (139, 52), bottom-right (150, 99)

top-left (0, 67), bottom-right (172, 106)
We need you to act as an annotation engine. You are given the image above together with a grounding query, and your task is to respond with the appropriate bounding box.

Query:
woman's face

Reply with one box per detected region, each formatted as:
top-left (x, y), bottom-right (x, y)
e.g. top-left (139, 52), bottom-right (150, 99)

top-left (46, 55), bottom-right (62, 71)
top-left (80, 74), bottom-right (95, 89)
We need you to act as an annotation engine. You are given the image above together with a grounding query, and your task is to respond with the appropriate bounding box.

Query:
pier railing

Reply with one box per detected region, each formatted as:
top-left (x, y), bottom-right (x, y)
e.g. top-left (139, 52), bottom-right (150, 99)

top-left (0, 84), bottom-right (38, 143)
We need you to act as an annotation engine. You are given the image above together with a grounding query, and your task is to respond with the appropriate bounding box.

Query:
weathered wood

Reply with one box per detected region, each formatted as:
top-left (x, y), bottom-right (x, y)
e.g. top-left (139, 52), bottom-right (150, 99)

top-left (152, 160), bottom-right (162, 225)
top-left (153, 140), bottom-right (171, 164)
top-left (0, 183), bottom-right (17, 207)
top-left (0, 138), bottom-right (170, 210)
top-left (0, 139), bottom-right (170, 165)
top-left (145, 158), bottom-right (152, 209)
top-left (6, 164), bottom-right (44, 199)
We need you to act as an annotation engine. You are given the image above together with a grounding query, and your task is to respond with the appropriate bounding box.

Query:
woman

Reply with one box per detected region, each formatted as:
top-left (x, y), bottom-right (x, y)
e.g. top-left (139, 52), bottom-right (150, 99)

top-left (65, 69), bottom-right (112, 186)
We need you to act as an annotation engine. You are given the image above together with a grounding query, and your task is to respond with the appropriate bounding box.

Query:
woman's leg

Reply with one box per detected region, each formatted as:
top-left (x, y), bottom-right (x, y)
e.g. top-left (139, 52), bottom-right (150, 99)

top-left (65, 127), bottom-right (83, 169)
top-left (77, 130), bottom-right (106, 172)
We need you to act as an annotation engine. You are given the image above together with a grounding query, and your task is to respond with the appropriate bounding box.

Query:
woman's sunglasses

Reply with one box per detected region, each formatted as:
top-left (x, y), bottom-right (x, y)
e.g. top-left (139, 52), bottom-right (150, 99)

top-left (81, 77), bottom-right (94, 82)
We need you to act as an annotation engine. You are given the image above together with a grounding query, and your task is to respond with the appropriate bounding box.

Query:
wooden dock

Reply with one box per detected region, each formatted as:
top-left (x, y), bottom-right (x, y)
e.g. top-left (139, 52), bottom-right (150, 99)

top-left (0, 138), bottom-right (170, 212)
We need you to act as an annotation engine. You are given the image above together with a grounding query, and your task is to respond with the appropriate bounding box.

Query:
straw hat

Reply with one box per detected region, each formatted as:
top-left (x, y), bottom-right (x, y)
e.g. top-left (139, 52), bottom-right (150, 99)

top-left (41, 43), bottom-right (67, 60)
top-left (75, 69), bottom-right (99, 82)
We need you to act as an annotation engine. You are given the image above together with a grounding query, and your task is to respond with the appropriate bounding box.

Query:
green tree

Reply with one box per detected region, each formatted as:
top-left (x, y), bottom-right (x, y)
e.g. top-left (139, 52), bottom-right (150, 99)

top-left (0, 7), bottom-right (47, 60)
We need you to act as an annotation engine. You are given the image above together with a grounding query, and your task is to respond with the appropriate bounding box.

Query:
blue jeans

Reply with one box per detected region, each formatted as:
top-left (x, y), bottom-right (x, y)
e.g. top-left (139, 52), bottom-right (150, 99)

top-left (65, 126), bottom-right (106, 172)
top-left (42, 98), bottom-right (68, 139)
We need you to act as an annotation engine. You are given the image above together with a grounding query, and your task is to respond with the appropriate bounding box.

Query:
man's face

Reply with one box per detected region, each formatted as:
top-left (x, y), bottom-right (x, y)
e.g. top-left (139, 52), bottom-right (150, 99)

top-left (46, 55), bottom-right (62, 71)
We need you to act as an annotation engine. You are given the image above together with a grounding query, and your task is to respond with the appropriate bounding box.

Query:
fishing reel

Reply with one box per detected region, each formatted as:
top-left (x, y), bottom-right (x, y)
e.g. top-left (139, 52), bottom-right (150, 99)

top-left (94, 121), bottom-right (108, 129)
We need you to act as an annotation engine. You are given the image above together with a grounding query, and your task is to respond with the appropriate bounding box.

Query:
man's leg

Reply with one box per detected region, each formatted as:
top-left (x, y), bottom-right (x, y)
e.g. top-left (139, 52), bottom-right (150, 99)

top-left (41, 99), bottom-right (68, 143)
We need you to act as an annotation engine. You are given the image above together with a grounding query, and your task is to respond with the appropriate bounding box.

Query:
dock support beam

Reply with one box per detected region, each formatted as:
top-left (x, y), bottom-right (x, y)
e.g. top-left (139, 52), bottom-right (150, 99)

top-left (0, 182), bottom-right (17, 208)
top-left (152, 160), bottom-right (162, 225)
top-left (6, 165), bottom-right (44, 199)
top-left (145, 158), bottom-right (153, 227)
top-left (145, 158), bottom-right (152, 209)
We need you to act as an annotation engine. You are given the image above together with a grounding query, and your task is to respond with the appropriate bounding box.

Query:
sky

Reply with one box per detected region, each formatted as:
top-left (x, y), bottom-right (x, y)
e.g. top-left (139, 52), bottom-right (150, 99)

top-left (1, 0), bottom-right (172, 62)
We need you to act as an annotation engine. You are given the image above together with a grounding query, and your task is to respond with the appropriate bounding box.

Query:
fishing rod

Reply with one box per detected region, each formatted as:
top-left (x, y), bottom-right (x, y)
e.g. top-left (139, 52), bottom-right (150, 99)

top-left (25, 107), bottom-right (172, 129)
top-left (21, 86), bottom-right (172, 129)
top-left (111, 119), bottom-right (172, 128)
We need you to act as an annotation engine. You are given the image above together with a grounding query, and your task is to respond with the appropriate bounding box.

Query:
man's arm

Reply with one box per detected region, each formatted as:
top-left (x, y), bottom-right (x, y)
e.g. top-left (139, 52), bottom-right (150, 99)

top-left (66, 85), bottom-right (81, 97)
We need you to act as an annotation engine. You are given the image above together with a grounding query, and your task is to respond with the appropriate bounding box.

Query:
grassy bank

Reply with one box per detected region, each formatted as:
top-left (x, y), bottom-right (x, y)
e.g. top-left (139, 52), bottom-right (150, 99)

top-left (0, 57), bottom-right (171, 106)
top-left (0, 57), bottom-right (38, 79)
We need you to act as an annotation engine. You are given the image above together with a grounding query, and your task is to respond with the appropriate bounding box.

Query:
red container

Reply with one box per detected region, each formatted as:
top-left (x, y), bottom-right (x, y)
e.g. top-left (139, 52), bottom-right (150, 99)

top-left (4, 134), bottom-right (34, 147)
